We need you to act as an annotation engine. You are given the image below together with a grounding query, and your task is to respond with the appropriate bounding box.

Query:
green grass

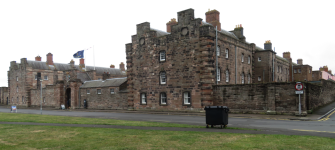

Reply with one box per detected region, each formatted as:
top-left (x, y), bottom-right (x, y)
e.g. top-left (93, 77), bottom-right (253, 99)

top-left (0, 124), bottom-right (334, 150)
top-left (0, 113), bottom-right (254, 130)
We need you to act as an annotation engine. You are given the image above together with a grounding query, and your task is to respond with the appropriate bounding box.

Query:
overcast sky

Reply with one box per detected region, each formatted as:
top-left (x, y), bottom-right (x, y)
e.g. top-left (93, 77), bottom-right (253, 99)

top-left (1, 0), bottom-right (334, 87)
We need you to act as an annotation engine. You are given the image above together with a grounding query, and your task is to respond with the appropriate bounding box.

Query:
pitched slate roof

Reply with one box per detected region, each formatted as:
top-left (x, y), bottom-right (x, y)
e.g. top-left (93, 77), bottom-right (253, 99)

top-left (80, 77), bottom-right (127, 88)
top-left (26, 60), bottom-right (123, 76)
top-left (150, 28), bottom-right (170, 37)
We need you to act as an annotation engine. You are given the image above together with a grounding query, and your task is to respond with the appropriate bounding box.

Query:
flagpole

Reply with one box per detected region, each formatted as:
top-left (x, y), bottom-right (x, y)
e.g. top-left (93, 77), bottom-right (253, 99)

top-left (93, 45), bottom-right (95, 70)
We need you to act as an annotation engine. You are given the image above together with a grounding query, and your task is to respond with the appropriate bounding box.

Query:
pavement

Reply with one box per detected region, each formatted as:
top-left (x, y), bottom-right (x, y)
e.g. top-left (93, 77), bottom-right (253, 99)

top-left (1, 104), bottom-right (324, 121)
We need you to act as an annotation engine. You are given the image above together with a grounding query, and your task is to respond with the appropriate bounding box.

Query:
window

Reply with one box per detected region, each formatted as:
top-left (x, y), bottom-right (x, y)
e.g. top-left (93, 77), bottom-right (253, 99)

top-left (160, 51), bottom-right (166, 61)
top-left (141, 93), bottom-right (146, 104)
top-left (87, 89), bottom-right (90, 94)
top-left (110, 89), bottom-right (115, 94)
top-left (241, 73), bottom-right (245, 84)
top-left (309, 70), bottom-right (311, 73)
top-left (16, 76), bottom-right (18, 81)
top-left (183, 92), bottom-right (191, 105)
top-left (44, 75), bottom-right (48, 80)
top-left (298, 69), bottom-right (301, 73)
top-left (16, 86), bottom-right (18, 93)
top-left (241, 53), bottom-right (244, 62)
top-left (35, 75), bottom-right (37, 80)
top-left (225, 49), bottom-right (229, 58)
top-left (17, 97), bottom-right (19, 103)
top-left (160, 92), bottom-right (167, 105)
top-left (248, 55), bottom-right (250, 64)
top-left (258, 57), bottom-right (261, 62)
top-left (97, 89), bottom-right (102, 94)
top-left (217, 69), bottom-right (220, 81)
top-left (247, 74), bottom-right (251, 84)
top-left (160, 72), bottom-right (166, 84)
top-left (216, 46), bottom-right (220, 56)
top-left (277, 66), bottom-right (279, 73)
top-left (22, 96), bottom-right (24, 103)
top-left (43, 97), bottom-right (45, 103)
top-left (312, 74), bottom-right (314, 77)
top-left (294, 69), bottom-right (297, 73)
top-left (258, 76), bottom-right (261, 81)
top-left (226, 70), bottom-right (229, 82)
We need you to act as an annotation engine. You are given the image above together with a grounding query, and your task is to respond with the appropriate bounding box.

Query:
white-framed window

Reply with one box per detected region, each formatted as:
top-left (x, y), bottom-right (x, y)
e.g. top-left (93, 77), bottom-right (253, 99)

top-left (141, 93), bottom-right (146, 104)
top-left (217, 69), bottom-right (220, 81)
top-left (87, 89), bottom-right (90, 94)
top-left (294, 69), bottom-right (297, 73)
top-left (241, 53), bottom-right (244, 62)
top-left (16, 76), bottom-right (18, 81)
top-left (97, 89), bottom-right (102, 94)
top-left (225, 70), bottom-right (229, 82)
top-left (247, 74), bottom-right (251, 84)
top-left (225, 49), bottom-right (229, 58)
top-left (258, 76), bottom-right (261, 81)
top-left (44, 75), bottom-right (48, 80)
top-left (258, 57), bottom-right (261, 62)
top-left (298, 69), bottom-right (301, 73)
top-left (241, 73), bottom-right (245, 84)
top-left (248, 55), bottom-right (250, 64)
top-left (110, 89), bottom-right (115, 94)
top-left (216, 46), bottom-right (220, 56)
top-left (183, 92), bottom-right (191, 105)
top-left (160, 92), bottom-right (167, 105)
top-left (160, 51), bottom-right (166, 61)
top-left (160, 72), bottom-right (166, 84)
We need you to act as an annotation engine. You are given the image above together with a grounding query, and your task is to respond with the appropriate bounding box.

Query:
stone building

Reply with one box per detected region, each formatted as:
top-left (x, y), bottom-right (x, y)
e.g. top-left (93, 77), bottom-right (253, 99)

top-left (292, 59), bottom-right (313, 81)
top-left (312, 66), bottom-right (335, 81)
top-left (80, 77), bottom-right (128, 109)
top-left (7, 53), bottom-right (126, 109)
top-left (0, 87), bottom-right (8, 105)
top-left (125, 8), bottom-right (296, 111)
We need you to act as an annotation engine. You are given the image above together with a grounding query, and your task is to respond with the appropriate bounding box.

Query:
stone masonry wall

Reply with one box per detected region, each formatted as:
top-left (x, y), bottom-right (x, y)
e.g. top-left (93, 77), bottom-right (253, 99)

top-left (80, 86), bottom-right (128, 109)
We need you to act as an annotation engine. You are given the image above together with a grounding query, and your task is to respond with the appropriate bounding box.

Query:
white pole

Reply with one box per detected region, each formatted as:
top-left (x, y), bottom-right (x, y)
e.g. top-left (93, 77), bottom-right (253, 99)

top-left (299, 94), bottom-right (301, 115)
top-left (40, 78), bottom-right (42, 115)
top-left (93, 45), bottom-right (95, 70)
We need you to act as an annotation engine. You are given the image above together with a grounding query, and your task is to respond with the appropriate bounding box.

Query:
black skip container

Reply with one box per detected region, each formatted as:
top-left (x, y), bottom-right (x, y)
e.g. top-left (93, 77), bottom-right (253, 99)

top-left (204, 106), bottom-right (229, 128)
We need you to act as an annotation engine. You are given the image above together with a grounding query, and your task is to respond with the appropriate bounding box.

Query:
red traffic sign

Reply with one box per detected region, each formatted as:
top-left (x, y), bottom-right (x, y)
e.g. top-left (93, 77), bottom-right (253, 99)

top-left (295, 83), bottom-right (303, 91)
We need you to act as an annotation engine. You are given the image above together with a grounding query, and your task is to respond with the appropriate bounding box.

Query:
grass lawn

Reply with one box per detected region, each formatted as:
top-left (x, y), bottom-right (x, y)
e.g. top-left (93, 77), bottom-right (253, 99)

top-left (0, 124), bottom-right (334, 150)
top-left (0, 113), bottom-right (249, 130)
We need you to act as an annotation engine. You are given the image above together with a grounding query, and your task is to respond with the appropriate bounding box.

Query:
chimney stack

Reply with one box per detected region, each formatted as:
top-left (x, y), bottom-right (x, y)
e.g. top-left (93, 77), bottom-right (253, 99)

top-left (283, 52), bottom-right (291, 59)
top-left (205, 9), bottom-right (221, 31)
top-left (46, 53), bottom-right (53, 65)
top-left (79, 58), bottom-right (85, 69)
top-left (70, 59), bottom-right (75, 68)
top-left (166, 18), bottom-right (177, 33)
top-left (35, 55), bottom-right (41, 61)
top-left (110, 64), bottom-right (115, 68)
top-left (264, 40), bottom-right (272, 50)
top-left (119, 62), bottom-right (125, 71)
top-left (232, 24), bottom-right (245, 41)
top-left (297, 59), bottom-right (303, 65)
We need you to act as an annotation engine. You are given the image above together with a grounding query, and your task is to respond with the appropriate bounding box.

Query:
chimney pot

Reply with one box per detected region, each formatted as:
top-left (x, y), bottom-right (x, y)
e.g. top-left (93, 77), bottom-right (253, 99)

top-left (110, 64), bottom-right (115, 68)
top-left (166, 18), bottom-right (177, 33)
top-left (205, 9), bottom-right (221, 31)
top-left (264, 41), bottom-right (272, 50)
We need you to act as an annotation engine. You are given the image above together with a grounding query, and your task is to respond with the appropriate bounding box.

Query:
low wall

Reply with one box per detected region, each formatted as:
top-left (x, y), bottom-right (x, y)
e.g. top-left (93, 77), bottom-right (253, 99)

top-left (213, 80), bottom-right (335, 115)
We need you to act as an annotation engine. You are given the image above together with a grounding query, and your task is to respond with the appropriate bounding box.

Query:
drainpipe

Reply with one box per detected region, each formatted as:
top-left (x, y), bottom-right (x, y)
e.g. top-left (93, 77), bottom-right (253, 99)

top-left (273, 47), bottom-right (275, 82)
top-left (215, 26), bottom-right (218, 85)
top-left (235, 45), bottom-right (237, 84)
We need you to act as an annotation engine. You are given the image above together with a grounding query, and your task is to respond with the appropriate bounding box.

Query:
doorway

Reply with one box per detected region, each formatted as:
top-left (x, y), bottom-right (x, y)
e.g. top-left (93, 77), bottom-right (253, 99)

top-left (65, 88), bottom-right (71, 109)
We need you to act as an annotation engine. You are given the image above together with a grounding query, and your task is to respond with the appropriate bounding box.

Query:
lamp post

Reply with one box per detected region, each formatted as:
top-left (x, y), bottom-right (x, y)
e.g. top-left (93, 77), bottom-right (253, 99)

top-left (40, 77), bottom-right (42, 115)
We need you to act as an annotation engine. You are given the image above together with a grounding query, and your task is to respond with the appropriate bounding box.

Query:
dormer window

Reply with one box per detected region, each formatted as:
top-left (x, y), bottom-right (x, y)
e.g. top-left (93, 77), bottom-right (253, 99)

top-left (160, 51), bottom-right (166, 61)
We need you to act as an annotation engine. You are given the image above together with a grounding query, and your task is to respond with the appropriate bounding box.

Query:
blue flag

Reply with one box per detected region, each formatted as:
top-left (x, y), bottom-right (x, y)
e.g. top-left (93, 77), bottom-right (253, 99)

top-left (73, 50), bottom-right (84, 58)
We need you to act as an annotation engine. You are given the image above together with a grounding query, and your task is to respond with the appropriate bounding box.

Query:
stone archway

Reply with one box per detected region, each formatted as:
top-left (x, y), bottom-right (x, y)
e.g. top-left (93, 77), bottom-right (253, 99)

top-left (65, 88), bottom-right (71, 109)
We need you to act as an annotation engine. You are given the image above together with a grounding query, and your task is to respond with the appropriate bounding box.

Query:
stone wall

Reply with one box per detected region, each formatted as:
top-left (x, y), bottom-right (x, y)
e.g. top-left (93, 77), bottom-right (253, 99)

top-left (213, 80), bottom-right (335, 114)
top-left (80, 86), bottom-right (128, 109)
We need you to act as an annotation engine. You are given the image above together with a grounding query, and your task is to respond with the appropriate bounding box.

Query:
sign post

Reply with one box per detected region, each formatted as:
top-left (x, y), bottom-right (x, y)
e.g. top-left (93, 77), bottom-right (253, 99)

top-left (295, 82), bottom-right (303, 115)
